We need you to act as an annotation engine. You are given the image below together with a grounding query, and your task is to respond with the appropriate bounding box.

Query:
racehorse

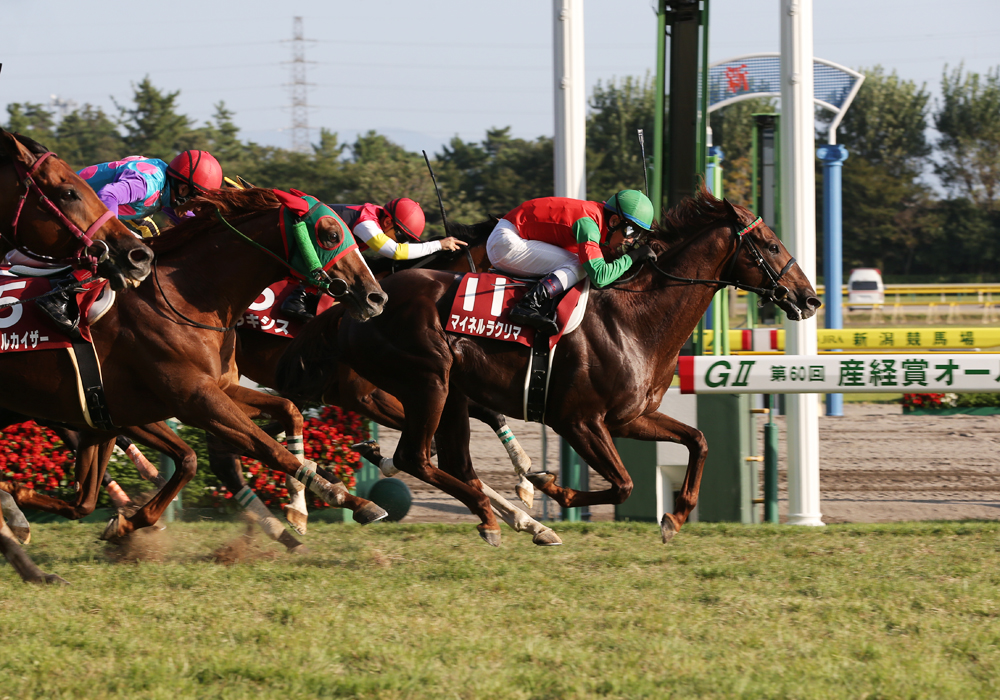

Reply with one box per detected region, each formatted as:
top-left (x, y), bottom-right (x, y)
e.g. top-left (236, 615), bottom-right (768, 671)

top-left (0, 130), bottom-right (153, 290)
top-left (0, 187), bottom-right (389, 540)
top-left (278, 188), bottom-right (821, 545)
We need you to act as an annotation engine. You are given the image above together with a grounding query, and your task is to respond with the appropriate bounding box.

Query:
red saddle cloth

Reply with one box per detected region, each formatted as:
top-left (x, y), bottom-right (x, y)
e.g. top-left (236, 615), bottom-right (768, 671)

top-left (238, 278), bottom-right (335, 337)
top-left (446, 272), bottom-right (584, 349)
top-left (0, 268), bottom-right (109, 351)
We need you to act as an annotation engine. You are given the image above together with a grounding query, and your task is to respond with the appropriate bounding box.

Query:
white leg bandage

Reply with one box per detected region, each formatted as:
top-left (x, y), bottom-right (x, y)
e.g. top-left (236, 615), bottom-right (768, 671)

top-left (294, 460), bottom-right (347, 506)
top-left (378, 457), bottom-right (399, 477)
top-left (495, 426), bottom-right (531, 474)
top-left (235, 486), bottom-right (287, 541)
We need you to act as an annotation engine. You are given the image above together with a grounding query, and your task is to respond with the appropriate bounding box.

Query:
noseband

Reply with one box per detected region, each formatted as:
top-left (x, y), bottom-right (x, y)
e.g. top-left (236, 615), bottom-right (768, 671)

top-left (621, 215), bottom-right (797, 305)
top-left (7, 151), bottom-right (115, 272)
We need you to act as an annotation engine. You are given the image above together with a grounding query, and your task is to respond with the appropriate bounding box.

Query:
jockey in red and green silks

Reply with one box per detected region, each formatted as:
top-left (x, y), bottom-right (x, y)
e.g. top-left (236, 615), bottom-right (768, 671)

top-left (486, 190), bottom-right (657, 335)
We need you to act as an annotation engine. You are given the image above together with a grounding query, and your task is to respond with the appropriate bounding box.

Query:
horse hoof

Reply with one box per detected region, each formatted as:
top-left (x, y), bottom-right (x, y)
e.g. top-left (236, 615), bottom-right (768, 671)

top-left (288, 544), bottom-right (310, 555)
top-left (10, 525), bottom-right (30, 545)
top-left (525, 471), bottom-right (556, 490)
top-left (515, 477), bottom-right (534, 509)
top-left (99, 514), bottom-right (126, 542)
top-left (351, 440), bottom-right (382, 463)
top-left (352, 502), bottom-right (389, 525)
top-left (478, 525), bottom-right (502, 547)
top-left (42, 573), bottom-right (70, 585)
top-left (285, 507), bottom-right (308, 535)
top-left (660, 513), bottom-right (679, 544)
top-left (532, 528), bottom-right (563, 546)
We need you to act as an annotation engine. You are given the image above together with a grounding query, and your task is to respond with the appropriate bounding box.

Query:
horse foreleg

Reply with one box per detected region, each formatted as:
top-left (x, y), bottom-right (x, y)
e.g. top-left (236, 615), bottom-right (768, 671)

top-left (0, 488), bottom-right (30, 544)
top-left (0, 503), bottom-right (67, 585)
top-left (204, 432), bottom-right (305, 553)
top-left (179, 383), bottom-right (387, 525)
top-left (467, 403), bottom-right (534, 507)
top-left (102, 423), bottom-right (196, 540)
top-left (223, 386), bottom-right (309, 535)
top-left (478, 482), bottom-right (561, 546)
top-left (611, 410), bottom-right (706, 542)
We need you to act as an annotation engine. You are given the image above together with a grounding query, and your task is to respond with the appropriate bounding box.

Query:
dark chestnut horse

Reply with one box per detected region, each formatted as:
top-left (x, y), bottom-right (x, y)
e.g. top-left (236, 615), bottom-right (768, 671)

top-left (279, 189), bottom-right (821, 545)
top-left (0, 188), bottom-right (388, 540)
top-left (0, 130), bottom-right (153, 290)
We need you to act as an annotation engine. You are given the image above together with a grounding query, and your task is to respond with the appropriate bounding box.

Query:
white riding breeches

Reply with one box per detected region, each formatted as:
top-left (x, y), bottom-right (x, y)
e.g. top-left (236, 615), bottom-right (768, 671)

top-left (486, 219), bottom-right (586, 291)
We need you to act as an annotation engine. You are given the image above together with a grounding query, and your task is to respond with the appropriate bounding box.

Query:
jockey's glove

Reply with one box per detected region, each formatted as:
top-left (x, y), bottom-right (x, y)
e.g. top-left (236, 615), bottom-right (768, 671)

top-left (626, 245), bottom-right (657, 264)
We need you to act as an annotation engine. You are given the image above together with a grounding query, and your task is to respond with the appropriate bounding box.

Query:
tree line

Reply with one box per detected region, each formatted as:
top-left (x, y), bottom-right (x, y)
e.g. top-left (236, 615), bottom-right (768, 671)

top-left (6, 66), bottom-right (1000, 280)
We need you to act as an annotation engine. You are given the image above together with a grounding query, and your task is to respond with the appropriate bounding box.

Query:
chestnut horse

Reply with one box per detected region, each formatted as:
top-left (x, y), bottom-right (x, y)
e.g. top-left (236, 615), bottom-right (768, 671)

top-left (0, 188), bottom-right (389, 541)
top-left (0, 130), bottom-right (153, 290)
top-left (278, 189), bottom-right (821, 545)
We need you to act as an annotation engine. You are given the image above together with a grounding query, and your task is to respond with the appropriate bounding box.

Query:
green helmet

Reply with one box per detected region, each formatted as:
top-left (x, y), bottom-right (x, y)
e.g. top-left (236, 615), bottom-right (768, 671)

top-left (605, 189), bottom-right (654, 233)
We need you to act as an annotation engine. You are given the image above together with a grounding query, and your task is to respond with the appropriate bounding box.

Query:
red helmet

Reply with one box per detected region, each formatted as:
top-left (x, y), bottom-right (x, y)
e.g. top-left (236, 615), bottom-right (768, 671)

top-left (384, 198), bottom-right (425, 241)
top-left (166, 150), bottom-right (224, 196)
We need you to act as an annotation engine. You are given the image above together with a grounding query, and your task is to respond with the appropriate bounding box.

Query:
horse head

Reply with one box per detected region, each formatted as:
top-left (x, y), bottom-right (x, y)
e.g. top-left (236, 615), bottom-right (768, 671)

top-left (718, 199), bottom-right (821, 321)
top-left (314, 214), bottom-right (387, 321)
top-left (0, 129), bottom-right (153, 291)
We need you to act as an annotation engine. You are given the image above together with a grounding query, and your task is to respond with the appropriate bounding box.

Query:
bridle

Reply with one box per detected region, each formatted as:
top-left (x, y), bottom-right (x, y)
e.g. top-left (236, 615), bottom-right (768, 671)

top-left (614, 215), bottom-right (796, 305)
top-left (6, 151), bottom-right (115, 273)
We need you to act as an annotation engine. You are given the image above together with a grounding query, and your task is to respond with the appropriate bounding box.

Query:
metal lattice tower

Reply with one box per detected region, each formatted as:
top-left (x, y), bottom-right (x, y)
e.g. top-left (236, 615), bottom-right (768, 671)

top-left (289, 16), bottom-right (311, 153)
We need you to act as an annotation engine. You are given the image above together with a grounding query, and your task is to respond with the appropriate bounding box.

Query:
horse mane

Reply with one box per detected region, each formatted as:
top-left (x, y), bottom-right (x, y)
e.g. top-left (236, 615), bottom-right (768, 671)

top-left (367, 217), bottom-right (498, 276)
top-left (651, 183), bottom-right (733, 243)
top-left (147, 187), bottom-right (281, 254)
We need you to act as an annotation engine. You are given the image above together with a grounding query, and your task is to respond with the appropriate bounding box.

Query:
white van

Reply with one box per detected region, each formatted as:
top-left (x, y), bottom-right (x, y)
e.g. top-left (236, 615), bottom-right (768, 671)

top-left (847, 268), bottom-right (884, 309)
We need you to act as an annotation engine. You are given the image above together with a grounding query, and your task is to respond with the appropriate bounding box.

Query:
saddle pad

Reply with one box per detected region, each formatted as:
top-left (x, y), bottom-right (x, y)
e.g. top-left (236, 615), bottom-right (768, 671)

top-left (0, 268), bottom-right (111, 351)
top-left (237, 278), bottom-right (335, 337)
top-left (446, 273), bottom-right (589, 349)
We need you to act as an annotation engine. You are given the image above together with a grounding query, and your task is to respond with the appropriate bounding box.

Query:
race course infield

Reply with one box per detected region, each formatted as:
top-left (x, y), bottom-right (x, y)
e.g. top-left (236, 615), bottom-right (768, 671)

top-left (5, 520), bottom-right (1000, 699)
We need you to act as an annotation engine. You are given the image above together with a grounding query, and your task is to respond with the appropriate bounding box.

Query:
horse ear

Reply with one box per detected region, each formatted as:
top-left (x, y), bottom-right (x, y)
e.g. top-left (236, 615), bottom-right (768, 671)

top-left (0, 129), bottom-right (38, 166)
top-left (722, 198), bottom-right (740, 220)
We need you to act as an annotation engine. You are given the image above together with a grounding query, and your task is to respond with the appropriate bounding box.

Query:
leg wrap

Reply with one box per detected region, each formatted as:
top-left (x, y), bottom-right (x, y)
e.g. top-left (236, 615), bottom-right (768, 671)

top-left (495, 426), bottom-right (531, 474)
top-left (124, 443), bottom-right (161, 482)
top-left (295, 460), bottom-right (347, 506)
top-left (286, 435), bottom-right (304, 460)
top-left (105, 479), bottom-right (133, 509)
top-left (235, 486), bottom-right (288, 542)
top-left (379, 457), bottom-right (399, 477)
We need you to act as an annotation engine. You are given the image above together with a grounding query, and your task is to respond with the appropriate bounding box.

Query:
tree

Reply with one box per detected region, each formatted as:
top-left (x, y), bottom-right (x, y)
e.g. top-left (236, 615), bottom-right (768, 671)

top-left (586, 74), bottom-right (655, 199)
top-left (115, 77), bottom-right (197, 159)
top-left (54, 105), bottom-right (124, 168)
top-left (3, 103), bottom-right (57, 145)
top-left (935, 65), bottom-right (1000, 207)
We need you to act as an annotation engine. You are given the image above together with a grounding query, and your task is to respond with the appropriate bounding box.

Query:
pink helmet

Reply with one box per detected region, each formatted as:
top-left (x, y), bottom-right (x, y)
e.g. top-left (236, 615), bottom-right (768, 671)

top-left (384, 198), bottom-right (425, 241)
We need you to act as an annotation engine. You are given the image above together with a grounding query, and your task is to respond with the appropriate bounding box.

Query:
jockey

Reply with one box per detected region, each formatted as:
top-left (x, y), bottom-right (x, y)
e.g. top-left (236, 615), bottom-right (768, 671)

top-left (9, 150), bottom-right (224, 333)
top-left (281, 197), bottom-right (468, 320)
top-left (487, 190), bottom-right (657, 335)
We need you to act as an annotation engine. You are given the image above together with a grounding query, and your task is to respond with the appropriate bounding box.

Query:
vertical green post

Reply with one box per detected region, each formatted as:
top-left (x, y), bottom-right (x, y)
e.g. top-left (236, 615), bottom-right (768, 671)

top-left (560, 439), bottom-right (586, 522)
top-left (160, 419), bottom-right (181, 523)
top-left (651, 0), bottom-right (667, 216)
top-left (764, 395), bottom-right (780, 523)
top-left (354, 420), bottom-right (380, 500)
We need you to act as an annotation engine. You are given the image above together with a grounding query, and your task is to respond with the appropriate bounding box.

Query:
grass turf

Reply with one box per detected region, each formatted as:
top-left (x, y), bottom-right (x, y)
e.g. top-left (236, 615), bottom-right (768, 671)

top-left (3, 520), bottom-right (1000, 699)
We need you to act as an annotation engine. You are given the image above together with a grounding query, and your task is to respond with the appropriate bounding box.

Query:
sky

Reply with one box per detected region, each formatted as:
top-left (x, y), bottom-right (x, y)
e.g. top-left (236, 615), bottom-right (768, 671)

top-left (2, 0), bottom-right (999, 155)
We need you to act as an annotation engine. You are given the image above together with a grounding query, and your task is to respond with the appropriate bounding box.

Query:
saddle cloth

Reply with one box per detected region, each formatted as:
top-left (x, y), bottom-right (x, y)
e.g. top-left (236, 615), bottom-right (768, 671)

top-left (446, 272), bottom-right (590, 349)
top-left (237, 278), bottom-right (335, 337)
top-left (0, 267), bottom-right (113, 351)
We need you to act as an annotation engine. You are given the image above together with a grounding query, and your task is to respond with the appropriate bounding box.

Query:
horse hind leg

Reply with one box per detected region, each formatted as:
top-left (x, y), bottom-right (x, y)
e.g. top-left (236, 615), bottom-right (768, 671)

top-left (467, 403), bottom-right (534, 508)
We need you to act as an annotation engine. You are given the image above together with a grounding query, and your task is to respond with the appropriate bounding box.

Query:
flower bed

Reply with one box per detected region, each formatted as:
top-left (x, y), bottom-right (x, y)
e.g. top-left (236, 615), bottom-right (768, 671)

top-left (902, 392), bottom-right (1000, 415)
top-left (1, 406), bottom-right (369, 514)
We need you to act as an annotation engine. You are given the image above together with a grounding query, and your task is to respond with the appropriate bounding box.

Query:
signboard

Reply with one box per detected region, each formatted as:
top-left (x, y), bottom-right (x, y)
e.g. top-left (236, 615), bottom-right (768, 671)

top-left (700, 327), bottom-right (1000, 352)
top-left (678, 354), bottom-right (1000, 394)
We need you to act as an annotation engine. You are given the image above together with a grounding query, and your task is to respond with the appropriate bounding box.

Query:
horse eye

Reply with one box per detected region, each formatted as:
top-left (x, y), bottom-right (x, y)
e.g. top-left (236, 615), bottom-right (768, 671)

top-left (61, 189), bottom-right (79, 202)
top-left (768, 244), bottom-right (780, 255)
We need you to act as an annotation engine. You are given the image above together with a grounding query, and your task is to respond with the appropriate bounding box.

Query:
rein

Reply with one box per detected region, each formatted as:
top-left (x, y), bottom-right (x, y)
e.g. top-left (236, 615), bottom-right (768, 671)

top-left (6, 152), bottom-right (116, 273)
top-left (610, 215), bottom-right (795, 304)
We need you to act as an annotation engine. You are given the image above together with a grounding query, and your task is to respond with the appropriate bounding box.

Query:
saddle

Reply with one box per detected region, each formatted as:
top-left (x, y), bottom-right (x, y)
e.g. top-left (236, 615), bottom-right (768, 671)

top-left (238, 278), bottom-right (335, 337)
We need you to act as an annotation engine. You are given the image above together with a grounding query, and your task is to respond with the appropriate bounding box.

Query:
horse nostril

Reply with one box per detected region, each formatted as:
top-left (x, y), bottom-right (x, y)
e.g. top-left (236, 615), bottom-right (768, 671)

top-left (806, 296), bottom-right (823, 309)
top-left (128, 247), bottom-right (153, 266)
top-left (369, 292), bottom-right (388, 307)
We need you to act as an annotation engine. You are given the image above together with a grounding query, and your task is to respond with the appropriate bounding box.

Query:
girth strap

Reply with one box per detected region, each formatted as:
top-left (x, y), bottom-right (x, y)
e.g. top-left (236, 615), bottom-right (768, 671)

top-left (69, 340), bottom-right (115, 431)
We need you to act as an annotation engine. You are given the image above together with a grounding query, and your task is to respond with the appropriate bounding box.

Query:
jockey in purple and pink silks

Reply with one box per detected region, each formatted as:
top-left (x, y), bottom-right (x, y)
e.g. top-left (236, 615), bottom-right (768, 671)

top-left (5, 150), bottom-right (224, 333)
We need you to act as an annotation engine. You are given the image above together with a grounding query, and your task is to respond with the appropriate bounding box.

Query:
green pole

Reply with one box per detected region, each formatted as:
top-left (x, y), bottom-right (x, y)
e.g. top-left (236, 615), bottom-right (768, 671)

top-left (764, 396), bottom-right (779, 523)
top-left (354, 420), bottom-right (381, 500)
top-left (651, 0), bottom-right (667, 216)
top-left (160, 419), bottom-right (181, 522)
top-left (560, 439), bottom-right (584, 522)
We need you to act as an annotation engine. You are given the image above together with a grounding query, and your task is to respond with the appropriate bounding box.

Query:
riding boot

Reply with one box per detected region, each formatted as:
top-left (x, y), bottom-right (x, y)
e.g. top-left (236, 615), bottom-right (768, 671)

top-left (280, 284), bottom-right (314, 322)
top-left (509, 278), bottom-right (560, 336)
top-left (35, 276), bottom-right (80, 337)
